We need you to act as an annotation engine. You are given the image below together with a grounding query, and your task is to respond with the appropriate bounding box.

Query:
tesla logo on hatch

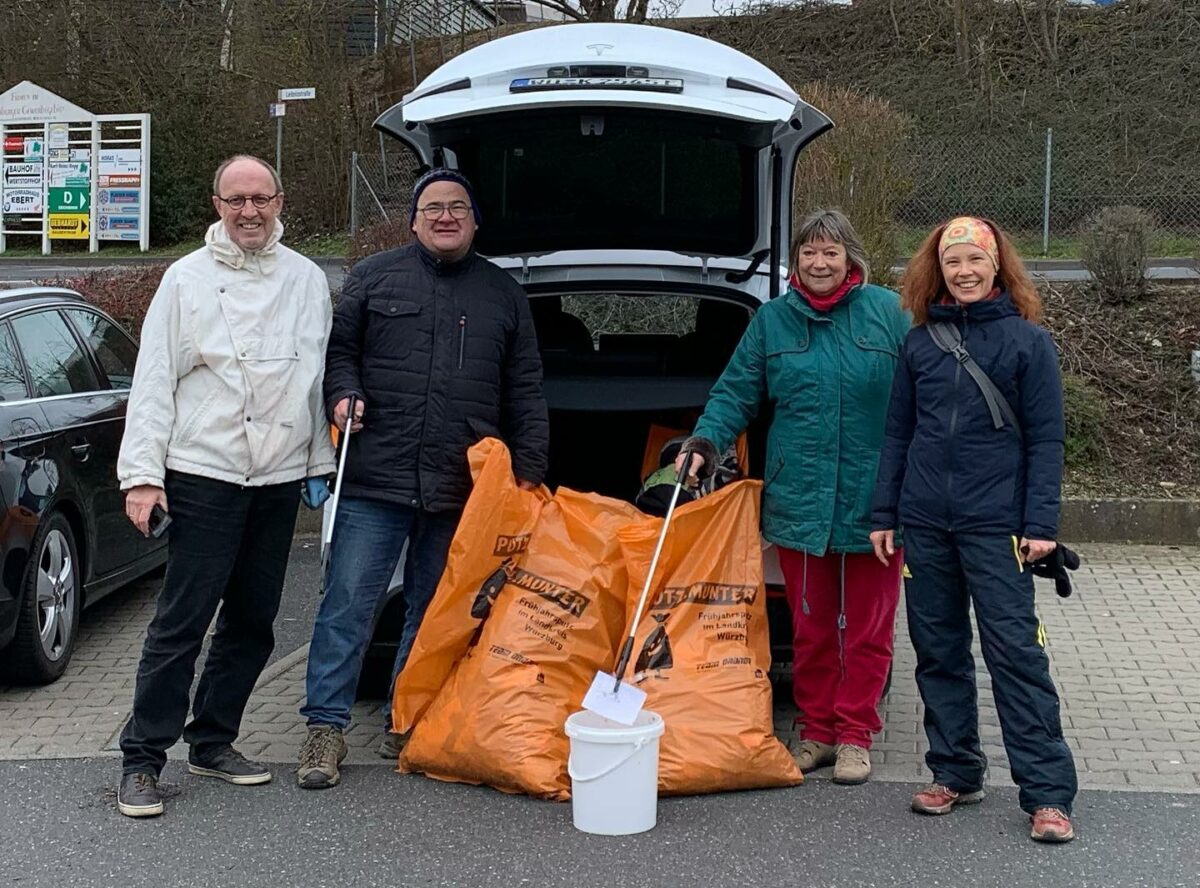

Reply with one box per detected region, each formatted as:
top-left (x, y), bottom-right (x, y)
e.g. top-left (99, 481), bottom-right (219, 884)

top-left (586, 44), bottom-right (614, 56)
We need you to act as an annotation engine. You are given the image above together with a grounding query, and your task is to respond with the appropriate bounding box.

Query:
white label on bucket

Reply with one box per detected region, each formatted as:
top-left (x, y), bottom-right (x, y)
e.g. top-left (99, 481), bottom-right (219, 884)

top-left (581, 672), bottom-right (647, 726)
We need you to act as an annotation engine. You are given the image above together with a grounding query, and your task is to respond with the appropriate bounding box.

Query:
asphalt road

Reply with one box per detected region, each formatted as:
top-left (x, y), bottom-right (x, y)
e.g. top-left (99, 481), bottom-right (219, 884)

top-left (1, 758), bottom-right (1194, 888)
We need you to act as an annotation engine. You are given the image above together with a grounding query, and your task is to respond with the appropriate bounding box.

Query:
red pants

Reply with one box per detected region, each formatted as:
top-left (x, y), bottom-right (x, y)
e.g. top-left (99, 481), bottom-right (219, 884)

top-left (777, 547), bottom-right (902, 748)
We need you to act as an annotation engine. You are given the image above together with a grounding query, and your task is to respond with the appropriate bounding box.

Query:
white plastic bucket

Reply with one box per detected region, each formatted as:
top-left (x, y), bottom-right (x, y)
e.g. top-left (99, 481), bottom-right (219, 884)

top-left (564, 709), bottom-right (665, 836)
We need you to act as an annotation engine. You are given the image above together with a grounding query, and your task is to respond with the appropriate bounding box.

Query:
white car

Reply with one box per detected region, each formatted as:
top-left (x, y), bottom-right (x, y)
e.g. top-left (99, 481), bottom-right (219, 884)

top-left (347, 22), bottom-right (834, 694)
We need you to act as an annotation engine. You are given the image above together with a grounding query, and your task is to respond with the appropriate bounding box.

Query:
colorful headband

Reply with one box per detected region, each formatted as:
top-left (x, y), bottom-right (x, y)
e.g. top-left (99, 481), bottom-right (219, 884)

top-left (938, 217), bottom-right (999, 269)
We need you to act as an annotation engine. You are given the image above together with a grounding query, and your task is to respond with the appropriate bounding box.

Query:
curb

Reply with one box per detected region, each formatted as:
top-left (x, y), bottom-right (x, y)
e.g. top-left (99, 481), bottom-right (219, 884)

top-left (1060, 498), bottom-right (1200, 546)
top-left (290, 497), bottom-right (1200, 545)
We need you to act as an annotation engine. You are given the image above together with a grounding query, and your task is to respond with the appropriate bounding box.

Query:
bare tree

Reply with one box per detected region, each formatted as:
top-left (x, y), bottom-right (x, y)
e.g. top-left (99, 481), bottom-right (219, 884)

top-left (1016, 0), bottom-right (1066, 70)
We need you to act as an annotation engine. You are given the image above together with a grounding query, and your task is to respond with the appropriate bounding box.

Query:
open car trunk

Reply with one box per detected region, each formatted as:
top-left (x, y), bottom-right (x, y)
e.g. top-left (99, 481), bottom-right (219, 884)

top-left (530, 291), bottom-right (768, 500)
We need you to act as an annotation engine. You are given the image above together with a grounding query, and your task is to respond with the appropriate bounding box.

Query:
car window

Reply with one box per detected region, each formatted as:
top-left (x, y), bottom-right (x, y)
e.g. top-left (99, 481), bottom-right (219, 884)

top-left (449, 111), bottom-right (757, 257)
top-left (10, 310), bottom-right (102, 398)
top-left (0, 323), bottom-right (30, 401)
top-left (64, 309), bottom-right (138, 390)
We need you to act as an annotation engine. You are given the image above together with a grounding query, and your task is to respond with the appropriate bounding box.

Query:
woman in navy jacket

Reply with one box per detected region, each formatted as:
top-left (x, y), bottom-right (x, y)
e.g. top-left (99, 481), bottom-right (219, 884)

top-left (869, 217), bottom-right (1077, 844)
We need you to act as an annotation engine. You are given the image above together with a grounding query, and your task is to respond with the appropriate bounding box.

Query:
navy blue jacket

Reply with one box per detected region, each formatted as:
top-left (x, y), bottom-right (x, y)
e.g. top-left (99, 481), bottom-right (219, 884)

top-left (324, 243), bottom-right (549, 512)
top-left (870, 293), bottom-right (1064, 540)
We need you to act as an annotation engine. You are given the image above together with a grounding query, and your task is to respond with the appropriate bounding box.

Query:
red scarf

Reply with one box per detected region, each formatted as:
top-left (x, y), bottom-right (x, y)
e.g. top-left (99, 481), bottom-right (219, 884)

top-left (790, 266), bottom-right (863, 312)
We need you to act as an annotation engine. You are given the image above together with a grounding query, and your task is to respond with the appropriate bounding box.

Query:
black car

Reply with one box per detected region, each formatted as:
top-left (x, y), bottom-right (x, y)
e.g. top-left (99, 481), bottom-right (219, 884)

top-left (0, 286), bottom-right (166, 684)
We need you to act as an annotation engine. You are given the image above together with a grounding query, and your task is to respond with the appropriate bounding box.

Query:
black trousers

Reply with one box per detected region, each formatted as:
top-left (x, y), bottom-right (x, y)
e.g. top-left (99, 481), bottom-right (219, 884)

top-left (120, 471), bottom-right (300, 776)
top-left (903, 527), bottom-right (1078, 816)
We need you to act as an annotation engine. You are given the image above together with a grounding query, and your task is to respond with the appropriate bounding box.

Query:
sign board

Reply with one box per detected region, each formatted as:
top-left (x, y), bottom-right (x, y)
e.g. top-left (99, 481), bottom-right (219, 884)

top-left (98, 214), bottom-right (140, 240)
top-left (49, 187), bottom-right (88, 213)
top-left (0, 82), bottom-right (149, 254)
top-left (98, 187), bottom-right (139, 213)
top-left (100, 173), bottom-right (139, 187)
top-left (0, 81), bottom-right (94, 124)
top-left (2, 188), bottom-right (41, 214)
top-left (99, 148), bottom-right (140, 173)
top-left (49, 213), bottom-right (89, 239)
top-left (48, 160), bottom-right (89, 188)
top-left (2, 162), bottom-right (42, 186)
top-left (278, 87), bottom-right (315, 101)
top-left (269, 103), bottom-right (286, 118)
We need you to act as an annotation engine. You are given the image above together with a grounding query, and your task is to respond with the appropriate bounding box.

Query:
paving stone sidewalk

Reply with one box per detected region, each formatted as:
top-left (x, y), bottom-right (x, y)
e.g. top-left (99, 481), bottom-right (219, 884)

top-left (2, 544), bottom-right (1198, 792)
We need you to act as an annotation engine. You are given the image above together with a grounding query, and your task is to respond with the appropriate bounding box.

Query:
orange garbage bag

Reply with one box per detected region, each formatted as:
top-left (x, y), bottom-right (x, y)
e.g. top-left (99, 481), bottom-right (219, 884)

top-left (400, 484), bottom-right (641, 799)
top-left (617, 479), bottom-right (802, 795)
top-left (390, 438), bottom-right (548, 733)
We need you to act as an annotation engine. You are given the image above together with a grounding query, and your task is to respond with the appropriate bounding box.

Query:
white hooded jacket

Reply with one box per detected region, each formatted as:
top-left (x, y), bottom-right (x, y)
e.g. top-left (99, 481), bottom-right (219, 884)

top-left (117, 220), bottom-right (336, 489)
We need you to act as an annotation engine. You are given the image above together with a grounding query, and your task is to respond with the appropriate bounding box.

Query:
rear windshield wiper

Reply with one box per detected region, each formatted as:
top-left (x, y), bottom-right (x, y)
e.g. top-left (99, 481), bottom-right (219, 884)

top-left (725, 249), bottom-right (769, 284)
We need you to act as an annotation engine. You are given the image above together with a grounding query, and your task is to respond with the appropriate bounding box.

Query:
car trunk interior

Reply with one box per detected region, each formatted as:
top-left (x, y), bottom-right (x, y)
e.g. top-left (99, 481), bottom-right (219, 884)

top-left (530, 292), bottom-right (771, 502)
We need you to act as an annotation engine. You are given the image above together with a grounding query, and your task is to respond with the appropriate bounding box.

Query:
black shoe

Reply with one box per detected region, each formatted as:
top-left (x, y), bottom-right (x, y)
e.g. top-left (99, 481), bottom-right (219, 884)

top-left (118, 772), bottom-right (164, 818)
top-left (187, 746), bottom-right (272, 785)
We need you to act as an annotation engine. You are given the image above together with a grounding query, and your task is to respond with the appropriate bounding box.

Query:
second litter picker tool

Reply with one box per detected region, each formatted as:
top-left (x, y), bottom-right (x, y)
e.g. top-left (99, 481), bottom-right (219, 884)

top-left (321, 395), bottom-right (358, 594)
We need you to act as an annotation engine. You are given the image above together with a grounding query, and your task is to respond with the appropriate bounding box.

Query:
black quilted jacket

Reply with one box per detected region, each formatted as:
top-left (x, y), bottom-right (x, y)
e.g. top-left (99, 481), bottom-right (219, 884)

top-left (324, 243), bottom-right (549, 512)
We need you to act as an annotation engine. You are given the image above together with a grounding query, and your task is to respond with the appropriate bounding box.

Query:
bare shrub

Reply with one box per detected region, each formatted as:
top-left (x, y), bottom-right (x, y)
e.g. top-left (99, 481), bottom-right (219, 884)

top-left (47, 266), bottom-right (169, 336)
top-left (347, 217), bottom-right (414, 268)
top-left (791, 82), bottom-right (913, 287)
top-left (1081, 205), bottom-right (1154, 304)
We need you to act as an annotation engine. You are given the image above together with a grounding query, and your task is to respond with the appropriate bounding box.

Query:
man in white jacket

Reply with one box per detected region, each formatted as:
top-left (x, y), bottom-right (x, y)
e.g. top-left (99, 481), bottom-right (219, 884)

top-left (114, 156), bottom-right (336, 818)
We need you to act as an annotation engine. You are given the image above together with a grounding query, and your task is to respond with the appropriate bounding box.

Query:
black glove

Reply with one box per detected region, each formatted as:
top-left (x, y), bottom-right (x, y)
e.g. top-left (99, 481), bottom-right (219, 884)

top-left (678, 435), bottom-right (720, 481)
top-left (1028, 544), bottom-right (1081, 598)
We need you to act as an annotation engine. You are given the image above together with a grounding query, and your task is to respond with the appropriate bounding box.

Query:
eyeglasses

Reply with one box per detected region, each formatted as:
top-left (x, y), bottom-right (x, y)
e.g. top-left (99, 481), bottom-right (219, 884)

top-left (417, 201), bottom-right (472, 220)
top-left (216, 193), bottom-right (281, 210)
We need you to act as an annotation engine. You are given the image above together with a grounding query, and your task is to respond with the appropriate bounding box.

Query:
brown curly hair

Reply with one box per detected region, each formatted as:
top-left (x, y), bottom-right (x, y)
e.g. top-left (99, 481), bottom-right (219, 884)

top-left (901, 216), bottom-right (1042, 326)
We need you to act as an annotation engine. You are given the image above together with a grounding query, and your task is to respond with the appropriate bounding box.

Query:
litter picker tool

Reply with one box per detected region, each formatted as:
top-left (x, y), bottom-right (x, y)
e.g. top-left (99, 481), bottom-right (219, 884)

top-left (582, 449), bottom-right (695, 726)
top-left (321, 395), bottom-right (358, 594)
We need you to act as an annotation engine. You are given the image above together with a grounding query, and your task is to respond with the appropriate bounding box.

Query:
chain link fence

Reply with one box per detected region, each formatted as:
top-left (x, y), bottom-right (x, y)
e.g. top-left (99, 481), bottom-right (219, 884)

top-left (350, 149), bottom-right (420, 236)
top-left (902, 128), bottom-right (1200, 252)
top-left (351, 132), bottom-right (1200, 256)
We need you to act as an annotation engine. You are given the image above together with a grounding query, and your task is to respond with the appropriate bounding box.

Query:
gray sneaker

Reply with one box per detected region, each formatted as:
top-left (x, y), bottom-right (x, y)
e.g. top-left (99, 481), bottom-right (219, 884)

top-left (297, 725), bottom-right (347, 789)
top-left (378, 730), bottom-right (408, 760)
top-left (117, 772), bottom-right (164, 818)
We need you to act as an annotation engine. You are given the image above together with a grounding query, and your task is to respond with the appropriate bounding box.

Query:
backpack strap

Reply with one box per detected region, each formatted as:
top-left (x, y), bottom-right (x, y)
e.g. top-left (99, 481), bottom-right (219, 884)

top-left (927, 322), bottom-right (1022, 439)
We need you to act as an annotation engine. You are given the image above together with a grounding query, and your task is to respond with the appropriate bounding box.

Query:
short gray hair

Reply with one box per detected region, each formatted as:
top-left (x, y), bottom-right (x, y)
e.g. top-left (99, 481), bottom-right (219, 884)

top-left (790, 208), bottom-right (871, 285)
top-left (213, 155), bottom-right (283, 195)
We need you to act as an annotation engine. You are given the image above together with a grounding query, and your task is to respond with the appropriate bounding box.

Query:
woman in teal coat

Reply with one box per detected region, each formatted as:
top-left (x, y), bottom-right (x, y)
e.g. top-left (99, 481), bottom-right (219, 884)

top-left (680, 209), bottom-right (909, 784)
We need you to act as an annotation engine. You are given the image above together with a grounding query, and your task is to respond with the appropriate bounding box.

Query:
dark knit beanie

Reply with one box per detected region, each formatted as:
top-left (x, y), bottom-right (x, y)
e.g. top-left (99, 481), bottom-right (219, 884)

top-left (410, 168), bottom-right (482, 225)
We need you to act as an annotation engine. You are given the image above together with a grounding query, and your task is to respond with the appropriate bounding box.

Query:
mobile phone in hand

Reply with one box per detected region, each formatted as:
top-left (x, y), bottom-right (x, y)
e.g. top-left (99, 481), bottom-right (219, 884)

top-left (149, 504), bottom-right (173, 539)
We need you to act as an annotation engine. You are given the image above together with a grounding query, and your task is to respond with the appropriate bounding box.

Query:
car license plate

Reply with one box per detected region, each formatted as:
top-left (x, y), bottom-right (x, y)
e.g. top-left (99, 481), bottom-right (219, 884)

top-left (510, 77), bottom-right (684, 94)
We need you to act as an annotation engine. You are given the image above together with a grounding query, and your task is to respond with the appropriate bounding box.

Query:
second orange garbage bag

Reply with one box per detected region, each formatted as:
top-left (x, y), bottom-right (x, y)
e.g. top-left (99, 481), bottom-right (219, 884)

top-left (617, 479), bottom-right (803, 795)
top-left (390, 438), bottom-right (548, 733)
top-left (400, 480), bottom-right (641, 799)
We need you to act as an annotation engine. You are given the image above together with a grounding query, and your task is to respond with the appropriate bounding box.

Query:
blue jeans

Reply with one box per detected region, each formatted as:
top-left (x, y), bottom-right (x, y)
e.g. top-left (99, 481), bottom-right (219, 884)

top-left (300, 497), bottom-right (459, 731)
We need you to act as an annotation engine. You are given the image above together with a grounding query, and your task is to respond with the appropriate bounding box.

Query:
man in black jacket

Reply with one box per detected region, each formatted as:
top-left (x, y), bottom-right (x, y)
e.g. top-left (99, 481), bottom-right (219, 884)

top-left (297, 169), bottom-right (549, 789)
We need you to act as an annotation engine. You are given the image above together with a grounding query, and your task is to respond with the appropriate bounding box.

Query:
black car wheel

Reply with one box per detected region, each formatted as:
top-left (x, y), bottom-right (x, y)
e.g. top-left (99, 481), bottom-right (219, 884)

top-left (0, 512), bottom-right (81, 684)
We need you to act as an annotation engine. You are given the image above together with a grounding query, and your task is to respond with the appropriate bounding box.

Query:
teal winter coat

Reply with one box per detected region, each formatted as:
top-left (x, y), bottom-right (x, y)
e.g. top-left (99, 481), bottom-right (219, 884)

top-left (693, 283), bottom-right (910, 554)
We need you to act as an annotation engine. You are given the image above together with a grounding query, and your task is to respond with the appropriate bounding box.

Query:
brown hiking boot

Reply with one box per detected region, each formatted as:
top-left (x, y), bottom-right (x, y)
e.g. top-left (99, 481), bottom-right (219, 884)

top-left (297, 725), bottom-right (347, 790)
top-left (833, 744), bottom-right (871, 785)
top-left (790, 739), bottom-right (837, 773)
top-left (1030, 807), bottom-right (1075, 843)
top-left (911, 783), bottom-right (986, 815)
